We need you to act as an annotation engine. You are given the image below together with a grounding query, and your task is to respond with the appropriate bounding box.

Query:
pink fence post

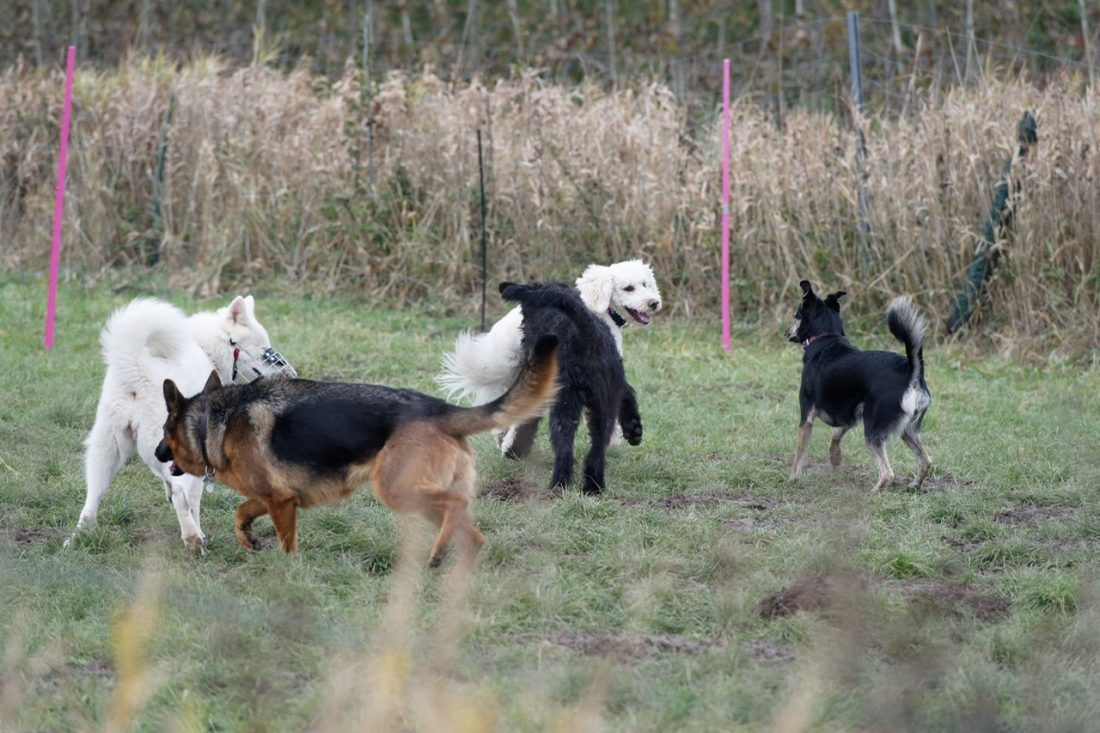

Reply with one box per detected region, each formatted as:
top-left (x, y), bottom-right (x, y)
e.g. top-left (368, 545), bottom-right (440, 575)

top-left (720, 58), bottom-right (731, 352)
top-left (44, 45), bottom-right (76, 351)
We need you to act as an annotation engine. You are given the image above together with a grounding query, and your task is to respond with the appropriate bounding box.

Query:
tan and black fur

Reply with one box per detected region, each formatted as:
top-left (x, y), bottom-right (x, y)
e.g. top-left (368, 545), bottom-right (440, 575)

top-left (155, 335), bottom-right (559, 565)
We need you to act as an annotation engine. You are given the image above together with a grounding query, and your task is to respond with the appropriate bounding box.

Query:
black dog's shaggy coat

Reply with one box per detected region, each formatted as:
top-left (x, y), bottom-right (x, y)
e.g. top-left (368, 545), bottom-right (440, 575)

top-left (787, 280), bottom-right (932, 491)
top-left (499, 281), bottom-right (642, 494)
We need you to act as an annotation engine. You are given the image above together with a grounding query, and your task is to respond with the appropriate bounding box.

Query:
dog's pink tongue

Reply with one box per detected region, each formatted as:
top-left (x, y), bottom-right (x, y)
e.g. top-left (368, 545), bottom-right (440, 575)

top-left (635, 312), bottom-right (652, 325)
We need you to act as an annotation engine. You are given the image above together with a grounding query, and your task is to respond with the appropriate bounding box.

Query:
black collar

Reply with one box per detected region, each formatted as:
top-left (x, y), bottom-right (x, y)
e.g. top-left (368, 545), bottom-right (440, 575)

top-left (230, 339), bottom-right (241, 382)
top-left (607, 308), bottom-right (627, 328)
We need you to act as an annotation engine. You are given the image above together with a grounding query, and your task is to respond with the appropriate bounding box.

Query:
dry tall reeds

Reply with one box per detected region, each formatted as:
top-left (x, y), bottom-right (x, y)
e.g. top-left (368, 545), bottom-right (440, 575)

top-left (2, 56), bottom-right (1098, 357)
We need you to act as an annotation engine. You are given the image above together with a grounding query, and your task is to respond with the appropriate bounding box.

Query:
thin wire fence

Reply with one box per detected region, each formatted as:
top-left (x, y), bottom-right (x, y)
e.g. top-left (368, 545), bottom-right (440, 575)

top-left (1, 12), bottom-right (1099, 356)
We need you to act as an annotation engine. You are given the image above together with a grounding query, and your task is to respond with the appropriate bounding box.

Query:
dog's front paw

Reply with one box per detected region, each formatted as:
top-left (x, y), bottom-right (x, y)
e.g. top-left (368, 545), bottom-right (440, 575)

top-left (183, 533), bottom-right (205, 555)
top-left (621, 417), bottom-right (643, 446)
top-left (235, 525), bottom-right (261, 551)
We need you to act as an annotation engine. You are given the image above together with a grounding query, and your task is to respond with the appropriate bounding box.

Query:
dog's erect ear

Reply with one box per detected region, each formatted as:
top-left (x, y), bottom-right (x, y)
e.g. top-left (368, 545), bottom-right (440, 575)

top-left (227, 295), bottom-right (253, 325)
top-left (203, 370), bottom-right (221, 393)
top-left (163, 379), bottom-right (184, 416)
top-left (824, 291), bottom-right (847, 311)
top-left (799, 280), bottom-right (814, 298)
top-left (576, 264), bottom-right (614, 312)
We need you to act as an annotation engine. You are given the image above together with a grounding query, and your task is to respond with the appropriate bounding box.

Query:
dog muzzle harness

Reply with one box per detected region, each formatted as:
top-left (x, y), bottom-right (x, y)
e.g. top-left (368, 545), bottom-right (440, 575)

top-left (230, 339), bottom-right (298, 383)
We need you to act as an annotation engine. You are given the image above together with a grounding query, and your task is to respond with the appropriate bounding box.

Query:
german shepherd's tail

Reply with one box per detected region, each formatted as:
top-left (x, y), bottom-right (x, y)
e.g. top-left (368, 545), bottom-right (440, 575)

top-left (886, 297), bottom-right (927, 389)
top-left (437, 334), bottom-right (560, 437)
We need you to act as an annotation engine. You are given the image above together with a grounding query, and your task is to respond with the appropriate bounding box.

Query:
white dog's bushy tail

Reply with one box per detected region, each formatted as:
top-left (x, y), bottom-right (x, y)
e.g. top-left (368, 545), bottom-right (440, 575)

top-left (100, 298), bottom-right (191, 388)
top-left (437, 308), bottom-right (526, 405)
top-left (886, 297), bottom-right (927, 388)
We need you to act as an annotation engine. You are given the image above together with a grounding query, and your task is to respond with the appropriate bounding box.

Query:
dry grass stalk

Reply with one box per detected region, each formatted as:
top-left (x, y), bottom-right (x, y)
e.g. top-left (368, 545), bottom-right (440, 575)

top-left (2, 58), bottom-right (1098, 357)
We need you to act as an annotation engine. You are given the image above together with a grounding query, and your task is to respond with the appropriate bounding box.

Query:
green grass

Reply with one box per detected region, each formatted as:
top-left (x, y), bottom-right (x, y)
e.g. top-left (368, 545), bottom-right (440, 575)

top-left (2, 273), bottom-right (1100, 731)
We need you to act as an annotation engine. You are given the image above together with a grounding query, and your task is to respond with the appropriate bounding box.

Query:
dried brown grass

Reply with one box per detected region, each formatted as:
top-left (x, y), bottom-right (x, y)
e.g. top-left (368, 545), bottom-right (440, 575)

top-left (2, 56), bottom-right (1098, 357)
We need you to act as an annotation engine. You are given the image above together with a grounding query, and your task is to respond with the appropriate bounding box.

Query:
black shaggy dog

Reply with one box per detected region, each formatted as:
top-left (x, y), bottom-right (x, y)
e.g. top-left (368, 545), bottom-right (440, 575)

top-left (498, 281), bottom-right (642, 494)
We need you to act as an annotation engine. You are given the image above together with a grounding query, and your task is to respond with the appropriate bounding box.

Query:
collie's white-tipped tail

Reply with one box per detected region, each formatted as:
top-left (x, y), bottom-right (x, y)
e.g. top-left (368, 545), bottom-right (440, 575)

top-left (886, 296), bottom-right (928, 389)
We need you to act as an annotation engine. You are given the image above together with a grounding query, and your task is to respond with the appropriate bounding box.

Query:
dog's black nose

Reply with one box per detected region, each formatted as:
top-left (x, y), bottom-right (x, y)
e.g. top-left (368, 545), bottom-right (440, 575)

top-left (649, 300), bottom-right (661, 311)
top-left (154, 439), bottom-right (173, 463)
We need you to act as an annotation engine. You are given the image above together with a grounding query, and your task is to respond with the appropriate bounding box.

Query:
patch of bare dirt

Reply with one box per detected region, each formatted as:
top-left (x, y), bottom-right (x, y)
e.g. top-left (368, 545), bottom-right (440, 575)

top-left (742, 638), bottom-right (796, 664)
top-left (1032, 538), bottom-right (1081, 557)
top-left (916, 474), bottom-right (974, 493)
top-left (0, 528), bottom-right (53, 545)
top-left (621, 493), bottom-right (772, 511)
top-left (480, 477), bottom-right (541, 501)
top-left (993, 505), bottom-right (1077, 527)
top-left (550, 631), bottom-right (724, 660)
top-left (757, 575), bottom-right (865, 620)
top-left (128, 530), bottom-right (176, 545)
top-left (722, 516), bottom-right (776, 532)
top-left (69, 659), bottom-right (114, 678)
top-left (885, 579), bottom-right (1011, 622)
top-left (946, 537), bottom-right (987, 553)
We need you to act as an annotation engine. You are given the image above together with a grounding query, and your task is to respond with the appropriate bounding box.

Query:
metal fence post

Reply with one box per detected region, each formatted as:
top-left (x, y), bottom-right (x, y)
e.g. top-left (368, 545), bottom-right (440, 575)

top-left (847, 11), bottom-right (871, 254)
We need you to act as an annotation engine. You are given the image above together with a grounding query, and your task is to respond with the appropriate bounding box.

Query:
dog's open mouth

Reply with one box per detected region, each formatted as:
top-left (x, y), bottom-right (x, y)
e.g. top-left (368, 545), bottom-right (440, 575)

top-left (624, 307), bottom-right (653, 326)
top-left (169, 462), bottom-right (184, 477)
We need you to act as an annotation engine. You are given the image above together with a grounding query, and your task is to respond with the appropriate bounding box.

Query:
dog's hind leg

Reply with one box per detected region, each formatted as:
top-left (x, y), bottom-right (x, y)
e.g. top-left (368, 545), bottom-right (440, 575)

top-left (268, 496), bottom-right (300, 553)
top-left (901, 427), bottom-right (932, 490)
top-left (867, 441), bottom-right (895, 491)
top-left (829, 427), bottom-right (849, 468)
top-left (424, 491), bottom-right (485, 569)
top-left (580, 409), bottom-right (614, 494)
top-left (503, 418), bottom-right (540, 460)
top-left (72, 419), bottom-right (133, 536)
top-left (234, 497), bottom-right (269, 550)
top-left (548, 394), bottom-right (584, 493)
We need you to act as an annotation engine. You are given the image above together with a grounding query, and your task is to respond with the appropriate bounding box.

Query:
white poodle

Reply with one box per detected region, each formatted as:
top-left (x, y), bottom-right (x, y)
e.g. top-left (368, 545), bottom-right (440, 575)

top-left (438, 259), bottom-right (662, 455)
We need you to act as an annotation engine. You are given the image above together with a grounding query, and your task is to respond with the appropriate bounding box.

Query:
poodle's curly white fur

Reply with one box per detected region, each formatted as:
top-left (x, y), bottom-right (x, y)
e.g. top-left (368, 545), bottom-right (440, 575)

top-left (438, 259), bottom-right (661, 454)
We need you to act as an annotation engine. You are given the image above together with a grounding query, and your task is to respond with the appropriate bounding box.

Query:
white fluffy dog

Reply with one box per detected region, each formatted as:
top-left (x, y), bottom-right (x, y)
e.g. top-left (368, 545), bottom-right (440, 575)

top-left (66, 296), bottom-right (295, 554)
top-left (438, 259), bottom-right (661, 455)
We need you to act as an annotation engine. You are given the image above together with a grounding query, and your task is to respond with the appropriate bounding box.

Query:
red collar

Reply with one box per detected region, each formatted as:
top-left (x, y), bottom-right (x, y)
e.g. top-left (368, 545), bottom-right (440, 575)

top-left (802, 333), bottom-right (841, 349)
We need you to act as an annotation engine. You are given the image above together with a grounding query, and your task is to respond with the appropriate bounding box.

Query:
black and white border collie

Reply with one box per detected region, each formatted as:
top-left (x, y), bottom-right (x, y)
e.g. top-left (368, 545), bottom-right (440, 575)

top-left (786, 280), bottom-right (932, 491)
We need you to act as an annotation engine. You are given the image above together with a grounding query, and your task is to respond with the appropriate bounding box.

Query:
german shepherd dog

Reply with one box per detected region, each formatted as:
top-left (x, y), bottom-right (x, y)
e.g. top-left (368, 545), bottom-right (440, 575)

top-left (154, 336), bottom-right (559, 564)
top-left (786, 281), bottom-right (932, 491)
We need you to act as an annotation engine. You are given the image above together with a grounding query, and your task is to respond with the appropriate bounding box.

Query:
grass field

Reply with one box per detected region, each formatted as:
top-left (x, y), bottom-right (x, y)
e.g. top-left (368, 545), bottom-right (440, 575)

top-left (2, 273), bottom-right (1099, 732)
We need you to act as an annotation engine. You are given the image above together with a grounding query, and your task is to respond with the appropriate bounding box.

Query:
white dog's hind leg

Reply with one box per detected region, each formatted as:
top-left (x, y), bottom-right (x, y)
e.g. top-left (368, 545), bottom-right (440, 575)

top-left (608, 421), bottom-right (625, 449)
top-left (498, 425), bottom-right (519, 458)
top-left (67, 420), bottom-right (132, 547)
